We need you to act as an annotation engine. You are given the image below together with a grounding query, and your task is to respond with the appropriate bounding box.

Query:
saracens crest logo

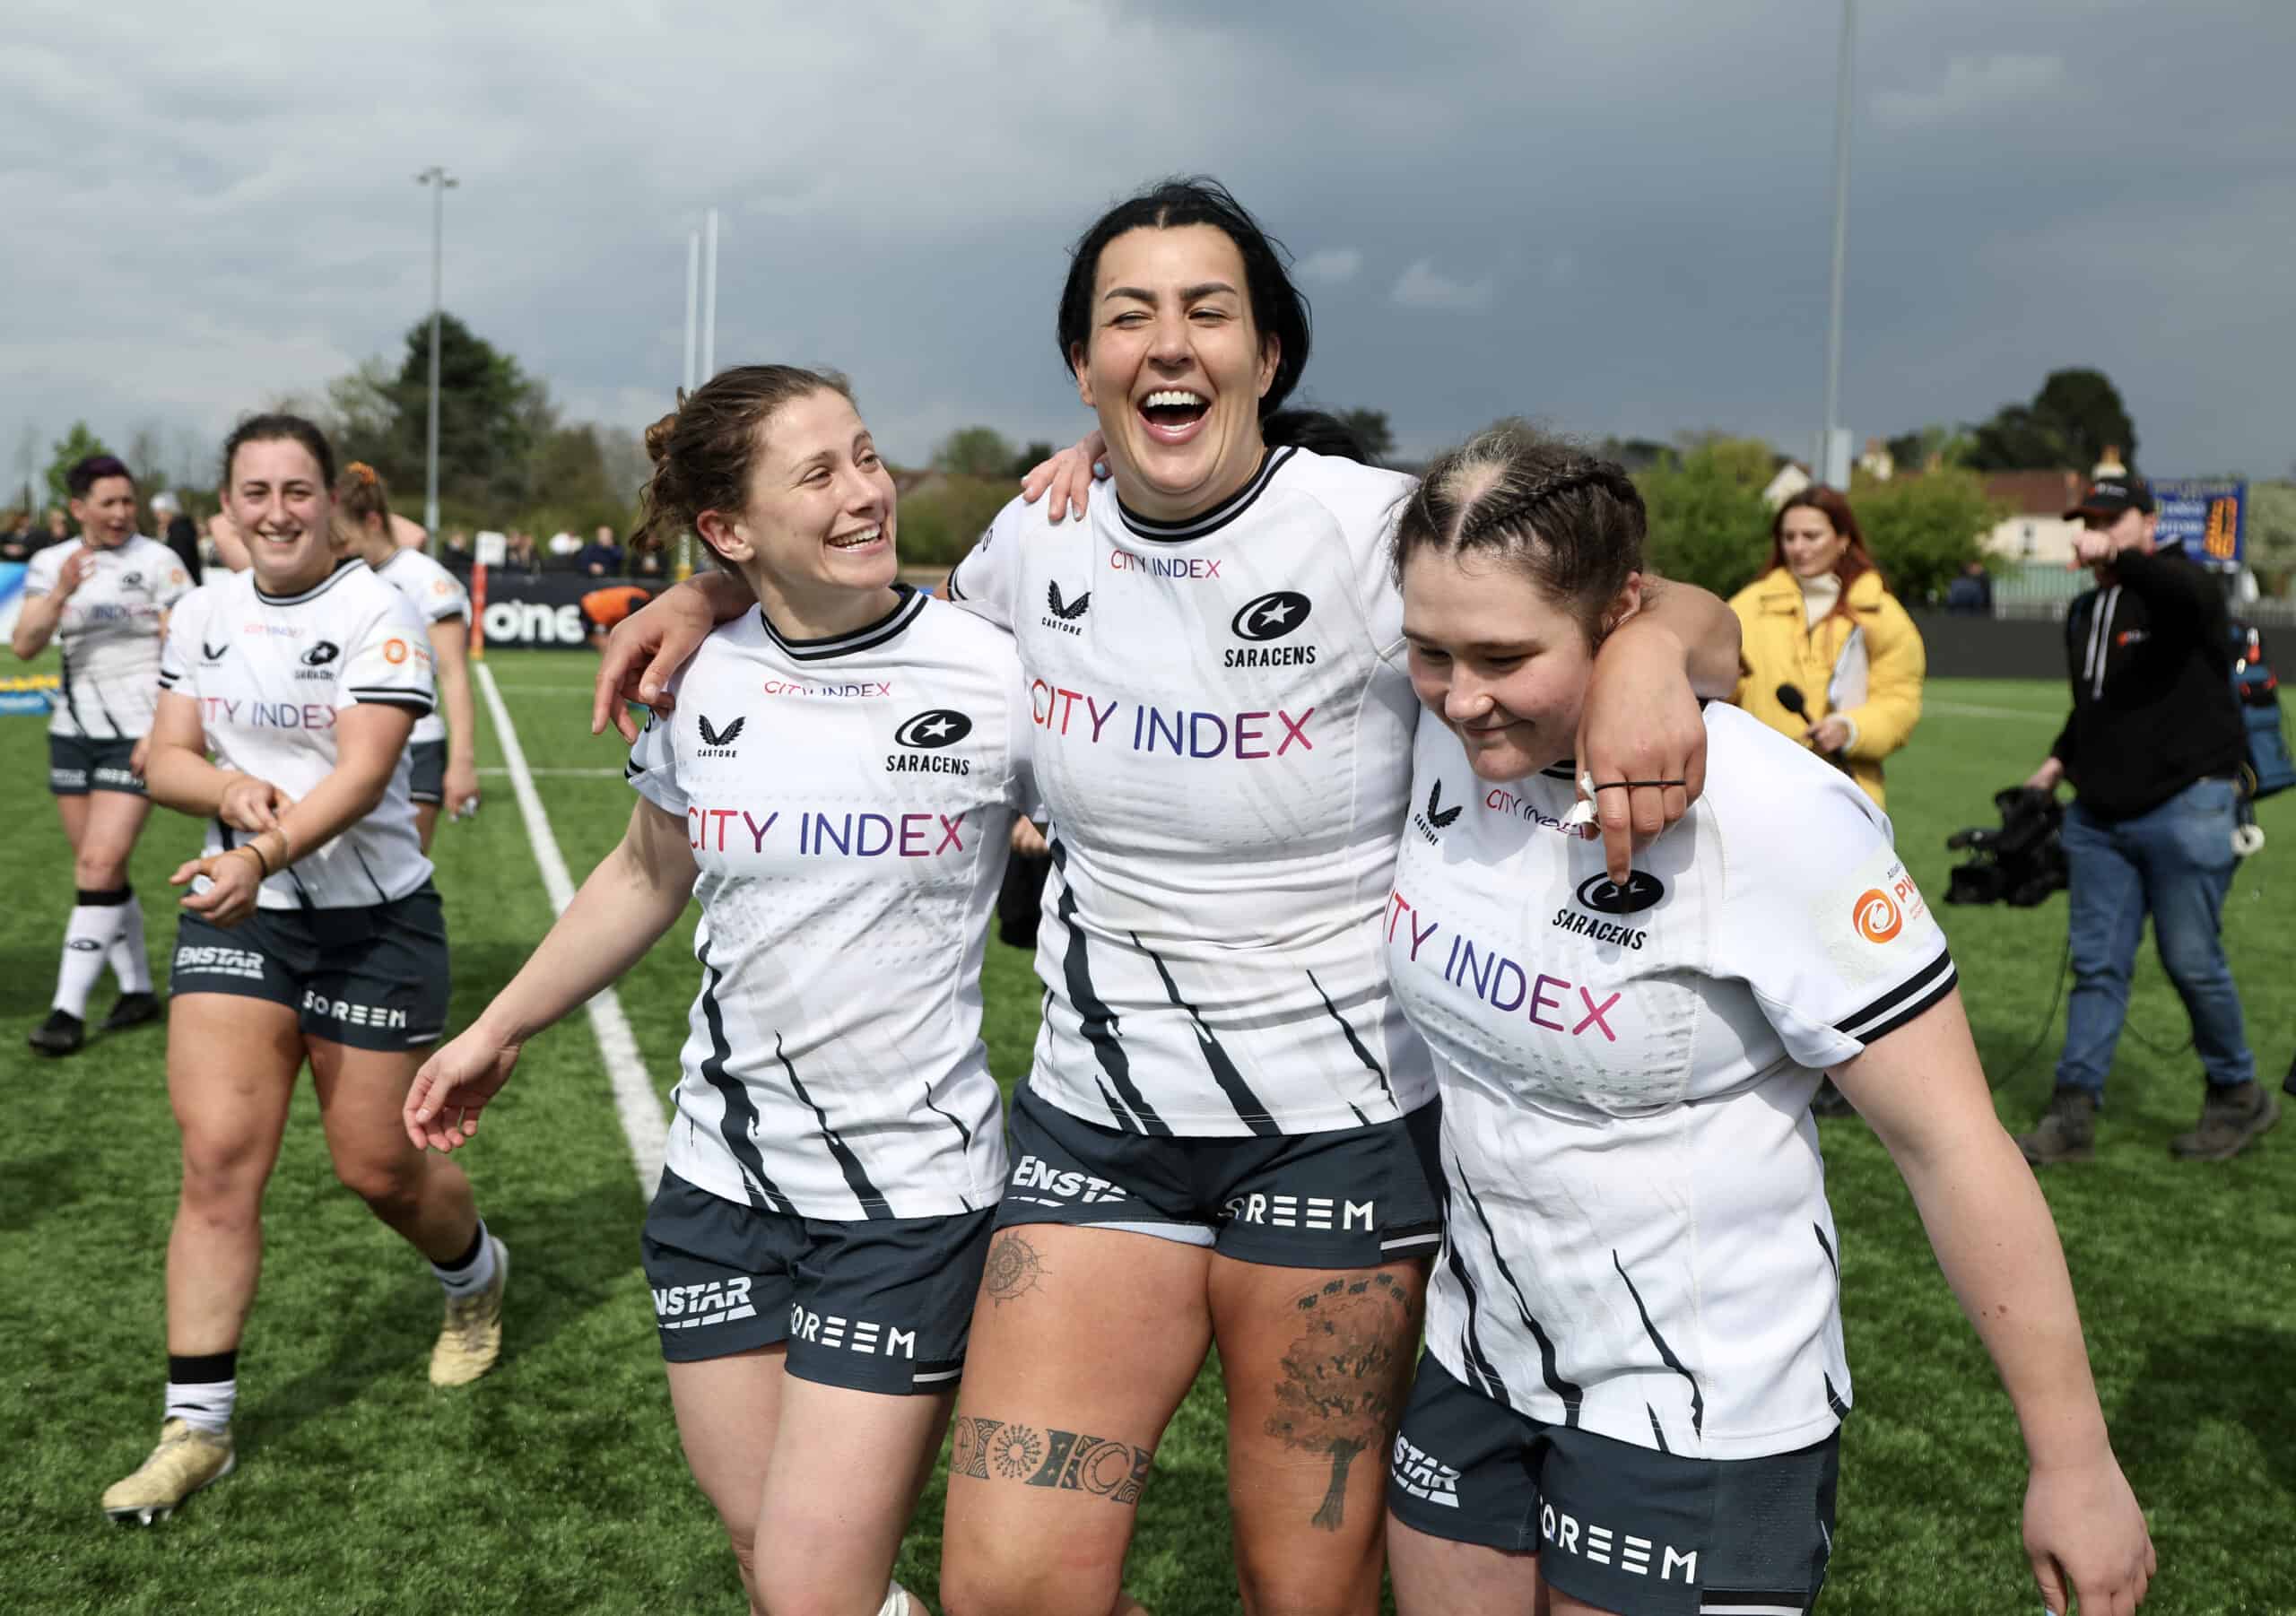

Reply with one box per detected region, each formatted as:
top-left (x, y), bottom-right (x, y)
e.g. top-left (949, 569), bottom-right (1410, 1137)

top-left (889, 708), bottom-right (974, 776)
top-left (1225, 590), bottom-right (1318, 670)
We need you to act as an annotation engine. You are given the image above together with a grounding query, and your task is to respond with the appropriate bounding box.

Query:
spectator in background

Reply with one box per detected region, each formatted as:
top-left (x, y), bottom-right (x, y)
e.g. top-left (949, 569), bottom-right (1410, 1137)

top-left (501, 530), bottom-right (542, 576)
top-left (2, 508), bottom-right (38, 560)
top-left (440, 529), bottom-right (474, 577)
top-left (626, 528), bottom-right (667, 579)
top-left (2015, 473), bottom-right (2272, 1167)
top-left (545, 527), bottom-right (581, 563)
top-left (578, 582), bottom-right (652, 650)
top-left (150, 491), bottom-right (204, 579)
top-left (43, 507), bottom-right (73, 550)
top-left (1730, 487), bottom-right (1925, 812)
top-left (1945, 559), bottom-right (1995, 615)
top-left (577, 523), bottom-right (625, 578)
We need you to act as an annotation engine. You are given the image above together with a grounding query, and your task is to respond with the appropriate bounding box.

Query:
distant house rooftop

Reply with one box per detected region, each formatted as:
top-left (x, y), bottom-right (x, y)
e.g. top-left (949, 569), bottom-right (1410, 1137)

top-left (1981, 470), bottom-right (2084, 518)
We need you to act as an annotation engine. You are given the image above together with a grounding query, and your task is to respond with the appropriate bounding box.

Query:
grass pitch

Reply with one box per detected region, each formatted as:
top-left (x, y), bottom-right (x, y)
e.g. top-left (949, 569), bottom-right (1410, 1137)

top-left (1, 655), bottom-right (2289, 1614)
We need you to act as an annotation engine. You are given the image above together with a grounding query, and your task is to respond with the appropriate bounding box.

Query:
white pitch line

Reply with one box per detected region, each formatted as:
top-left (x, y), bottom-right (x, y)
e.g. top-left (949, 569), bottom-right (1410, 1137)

top-left (475, 663), bottom-right (667, 1192)
top-left (1926, 701), bottom-right (2057, 721)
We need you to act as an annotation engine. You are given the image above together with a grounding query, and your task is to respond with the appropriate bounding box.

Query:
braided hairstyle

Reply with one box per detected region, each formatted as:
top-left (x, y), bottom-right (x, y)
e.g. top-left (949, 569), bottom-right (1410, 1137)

top-left (1393, 421), bottom-right (1646, 645)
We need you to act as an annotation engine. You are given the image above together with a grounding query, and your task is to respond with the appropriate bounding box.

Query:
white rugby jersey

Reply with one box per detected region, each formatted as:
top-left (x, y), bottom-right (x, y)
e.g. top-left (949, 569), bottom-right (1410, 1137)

top-left (25, 536), bottom-right (194, 740)
top-left (373, 548), bottom-right (467, 746)
top-left (1390, 703), bottom-right (1956, 1460)
top-left (626, 586), bottom-right (1031, 1221)
top-left (157, 560), bottom-right (437, 910)
top-left (947, 447), bottom-right (1433, 1137)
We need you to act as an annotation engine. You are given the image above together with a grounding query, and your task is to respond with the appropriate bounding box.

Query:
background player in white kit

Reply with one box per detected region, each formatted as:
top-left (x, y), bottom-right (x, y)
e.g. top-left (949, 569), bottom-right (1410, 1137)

top-left (1380, 423), bottom-right (2153, 1616)
top-left (595, 180), bottom-right (1740, 1616)
top-left (333, 461), bottom-right (482, 845)
top-left (407, 367), bottom-right (1032, 1616)
top-left (101, 414), bottom-right (507, 1526)
top-left (13, 453), bottom-right (192, 1055)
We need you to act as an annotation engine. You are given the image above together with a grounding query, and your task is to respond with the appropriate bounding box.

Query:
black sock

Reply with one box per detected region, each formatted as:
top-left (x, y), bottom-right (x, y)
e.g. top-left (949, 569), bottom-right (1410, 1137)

top-left (168, 1349), bottom-right (238, 1385)
top-left (434, 1223), bottom-right (486, 1273)
top-left (76, 886), bottom-right (132, 908)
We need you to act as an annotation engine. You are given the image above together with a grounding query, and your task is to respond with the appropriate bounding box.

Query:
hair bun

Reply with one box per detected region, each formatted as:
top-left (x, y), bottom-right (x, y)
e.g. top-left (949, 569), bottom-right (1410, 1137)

top-left (644, 409), bottom-right (680, 468)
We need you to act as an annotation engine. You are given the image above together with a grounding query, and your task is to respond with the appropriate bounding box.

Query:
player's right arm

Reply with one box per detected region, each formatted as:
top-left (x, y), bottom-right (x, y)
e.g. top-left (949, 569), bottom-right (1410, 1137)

top-left (145, 595), bottom-right (295, 830)
top-left (589, 569), bottom-right (753, 742)
top-left (404, 797), bottom-right (699, 1150)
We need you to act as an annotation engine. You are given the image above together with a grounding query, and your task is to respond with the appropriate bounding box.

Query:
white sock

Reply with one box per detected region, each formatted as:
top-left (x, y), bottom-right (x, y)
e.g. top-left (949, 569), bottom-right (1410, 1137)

top-left (432, 1221), bottom-right (498, 1299)
top-left (108, 890), bottom-right (152, 993)
top-left (165, 1378), bottom-right (238, 1436)
top-left (877, 1584), bottom-right (911, 1616)
top-left (53, 894), bottom-right (127, 1016)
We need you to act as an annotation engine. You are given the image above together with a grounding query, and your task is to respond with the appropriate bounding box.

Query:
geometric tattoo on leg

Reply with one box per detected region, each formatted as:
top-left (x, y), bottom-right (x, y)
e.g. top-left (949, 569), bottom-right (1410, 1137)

top-left (949, 1415), bottom-right (1152, 1506)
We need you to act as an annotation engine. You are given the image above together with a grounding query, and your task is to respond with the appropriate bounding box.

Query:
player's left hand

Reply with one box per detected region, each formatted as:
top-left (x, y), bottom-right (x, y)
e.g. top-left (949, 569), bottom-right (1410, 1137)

top-left (444, 758), bottom-right (483, 821)
top-left (171, 847), bottom-right (265, 927)
top-left (1578, 619), bottom-right (1708, 883)
top-left (128, 735), bottom-right (151, 779)
top-left (2024, 1453), bottom-right (2153, 1614)
top-left (1805, 716), bottom-right (1852, 755)
top-left (404, 1023), bottom-right (523, 1151)
top-left (1020, 431), bottom-right (1108, 524)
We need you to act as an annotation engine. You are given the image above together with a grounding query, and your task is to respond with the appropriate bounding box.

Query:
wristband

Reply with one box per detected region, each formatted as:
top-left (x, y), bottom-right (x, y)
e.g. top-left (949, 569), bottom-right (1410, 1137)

top-left (232, 845), bottom-right (270, 879)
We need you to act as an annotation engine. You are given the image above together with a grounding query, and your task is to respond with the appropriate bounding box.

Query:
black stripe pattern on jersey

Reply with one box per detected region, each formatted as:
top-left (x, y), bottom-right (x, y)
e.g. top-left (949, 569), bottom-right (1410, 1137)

top-left (1833, 946), bottom-right (1958, 1046)
top-left (1822, 1373), bottom-right (1851, 1421)
top-left (773, 1033), bottom-right (890, 1219)
top-left (1612, 1250), bottom-right (1705, 1439)
top-left (349, 690), bottom-right (434, 715)
top-left (918, 1082), bottom-right (978, 1211)
top-left (1114, 447), bottom-right (1296, 544)
top-left (1439, 1229), bottom-right (1509, 1403)
top-left (1047, 838), bottom-right (1169, 1136)
top-left (1647, 1403), bottom-right (1670, 1455)
top-left (1307, 966), bottom-right (1396, 1114)
top-left (1454, 1164), bottom-right (1583, 1422)
top-left (57, 644), bottom-right (88, 734)
top-left (695, 948), bottom-right (797, 1216)
top-left (1132, 931), bottom-right (1277, 1137)
top-left (756, 585), bottom-right (925, 663)
top-left (1813, 1222), bottom-right (1838, 1277)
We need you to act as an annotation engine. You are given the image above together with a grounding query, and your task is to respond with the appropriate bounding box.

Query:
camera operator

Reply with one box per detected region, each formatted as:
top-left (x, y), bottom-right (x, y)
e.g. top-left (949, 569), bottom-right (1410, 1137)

top-left (2016, 474), bottom-right (2273, 1165)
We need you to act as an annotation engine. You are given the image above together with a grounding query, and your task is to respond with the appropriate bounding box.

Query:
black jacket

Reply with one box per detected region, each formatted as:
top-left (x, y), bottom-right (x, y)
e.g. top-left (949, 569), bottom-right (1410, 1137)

top-left (2050, 547), bottom-right (2245, 821)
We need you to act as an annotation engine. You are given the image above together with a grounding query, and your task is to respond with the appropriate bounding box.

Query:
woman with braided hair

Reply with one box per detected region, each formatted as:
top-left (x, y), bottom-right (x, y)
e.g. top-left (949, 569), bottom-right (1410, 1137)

top-left (1378, 421), bottom-right (2152, 1616)
top-left (589, 178), bottom-right (1744, 1615)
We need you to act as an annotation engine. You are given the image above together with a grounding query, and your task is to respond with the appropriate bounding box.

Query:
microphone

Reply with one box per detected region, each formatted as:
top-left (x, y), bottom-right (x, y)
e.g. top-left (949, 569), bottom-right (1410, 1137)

top-left (1777, 684), bottom-right (1848, 768)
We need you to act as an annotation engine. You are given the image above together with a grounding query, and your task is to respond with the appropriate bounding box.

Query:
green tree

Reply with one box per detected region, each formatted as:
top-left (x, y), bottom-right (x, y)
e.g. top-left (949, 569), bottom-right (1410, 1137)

top-left (897, 475), bottom-right (1020, 570)
top-left (1008, 440), bottom-right (1058, 479)
top-left (1634, 437), bottom-right (1775, 597)
top-left (933, 426), bottom-right (1017, 480)
top-left (1332, 408), bottom-right (1395, 464)
top-left (1965, 368), bottom-right (2137, 473)
top-left (1852, 466), bottom-right (2000, 606)
top-left (45, 421), bottom-right (117, 507)
top-left (1883, 422), bottom-right (1977, 473)
top-left (380, 313), bottom-right (545, 516)
top-left (2247, 482), bottom-right (2296, 596)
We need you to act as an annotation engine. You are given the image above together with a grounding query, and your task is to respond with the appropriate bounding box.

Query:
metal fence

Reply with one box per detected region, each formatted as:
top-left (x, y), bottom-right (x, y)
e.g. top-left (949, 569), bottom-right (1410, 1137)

top-left (1986, 563), bottom-right (2296, 627)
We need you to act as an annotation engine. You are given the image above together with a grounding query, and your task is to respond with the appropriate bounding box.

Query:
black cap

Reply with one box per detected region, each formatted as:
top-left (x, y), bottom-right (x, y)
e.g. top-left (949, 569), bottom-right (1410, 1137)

top-left (2066, 474), bottom-right (2153, 521)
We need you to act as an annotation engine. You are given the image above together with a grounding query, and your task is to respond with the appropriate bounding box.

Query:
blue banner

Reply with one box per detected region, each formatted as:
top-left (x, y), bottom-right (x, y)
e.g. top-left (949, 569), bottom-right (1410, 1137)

top-left (2152, 480), bottom-right (2246, 566)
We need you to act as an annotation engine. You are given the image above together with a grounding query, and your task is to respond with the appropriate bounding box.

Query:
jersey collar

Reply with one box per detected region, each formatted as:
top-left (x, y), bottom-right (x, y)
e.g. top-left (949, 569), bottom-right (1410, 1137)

top-left (254, 557), bottom-right (366, 606)
top-left (757, 583), bottom-right (925, 662)
top-left (1113, 446), bottom-right (1295, 544)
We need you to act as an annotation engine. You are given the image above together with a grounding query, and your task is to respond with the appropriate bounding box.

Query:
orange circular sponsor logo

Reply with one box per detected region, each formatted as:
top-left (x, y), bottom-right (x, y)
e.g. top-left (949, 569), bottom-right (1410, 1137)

top-left (1853, 888), bottom-right (1902, 943)
top-left (383, 639), bottom-right (409, 665)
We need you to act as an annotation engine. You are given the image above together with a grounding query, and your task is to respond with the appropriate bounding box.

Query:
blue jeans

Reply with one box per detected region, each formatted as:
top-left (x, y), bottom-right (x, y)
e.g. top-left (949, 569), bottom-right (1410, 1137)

top-left (2057, 776), bottom-right (2253, 1096)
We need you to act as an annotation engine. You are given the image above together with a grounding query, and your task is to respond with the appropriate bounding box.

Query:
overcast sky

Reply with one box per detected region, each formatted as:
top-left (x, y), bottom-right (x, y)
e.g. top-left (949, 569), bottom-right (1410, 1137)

top-left (5, 0), bottom-right (2292, 500)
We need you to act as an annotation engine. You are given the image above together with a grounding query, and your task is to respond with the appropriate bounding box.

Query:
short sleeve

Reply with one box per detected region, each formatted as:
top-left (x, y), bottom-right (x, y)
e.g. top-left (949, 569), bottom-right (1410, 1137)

top-left (22, 546), bottom-right (61, 599)
top-left (341, 595), bottom-right (436, 716)
top-left (1709, 765), bottom-right (1957, 1072)
top-left (944, 497), bottom-right (1032, 632)
top-left (157, 587), bottom-right (210, 696)
top-left (624, 676), bottom-right (687, 819)
top-left (417, 567), bottom-right (470, 623)
top-left (156, 552), bottom-right (195, 608)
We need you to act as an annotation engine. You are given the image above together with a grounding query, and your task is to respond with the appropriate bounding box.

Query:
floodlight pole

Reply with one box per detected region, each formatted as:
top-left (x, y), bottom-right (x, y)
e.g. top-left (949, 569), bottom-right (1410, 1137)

top-left (683, 230), bottom-right (700, 394)
top-left (415, 165), bottom-right (459, 542)
top-left (1820, 0), bottom-right (1855, 489)
top-left (700, 208), bottom-right (719, 382)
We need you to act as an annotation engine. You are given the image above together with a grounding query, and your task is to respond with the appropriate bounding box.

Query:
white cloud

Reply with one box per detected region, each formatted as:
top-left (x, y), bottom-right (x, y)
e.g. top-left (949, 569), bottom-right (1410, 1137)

top-left (1391, 259), bottom-right (1495, 313)
top-left (1298, 248), bottom-right (1362, 284)
top-left (1874, 53), bottom-right (2065, 129)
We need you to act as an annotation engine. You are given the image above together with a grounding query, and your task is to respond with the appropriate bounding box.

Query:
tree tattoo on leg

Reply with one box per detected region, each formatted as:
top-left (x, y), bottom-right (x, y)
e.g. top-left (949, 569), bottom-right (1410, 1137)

top-left (983, 1230), bottom-right (1047, 1307)
top-left (1263, 1270), bottom-right (1414, 1531)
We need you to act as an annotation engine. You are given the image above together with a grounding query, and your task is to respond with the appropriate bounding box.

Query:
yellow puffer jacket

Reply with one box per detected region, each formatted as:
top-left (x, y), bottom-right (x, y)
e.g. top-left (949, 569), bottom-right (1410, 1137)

top-left (1728, 567), bottom-right (1926, 809)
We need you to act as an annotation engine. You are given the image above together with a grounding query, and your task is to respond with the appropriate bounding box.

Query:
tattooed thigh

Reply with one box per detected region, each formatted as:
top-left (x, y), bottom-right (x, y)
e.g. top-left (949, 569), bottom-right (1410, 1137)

top-left (948, 1416), bottom-right (1154, 1507)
